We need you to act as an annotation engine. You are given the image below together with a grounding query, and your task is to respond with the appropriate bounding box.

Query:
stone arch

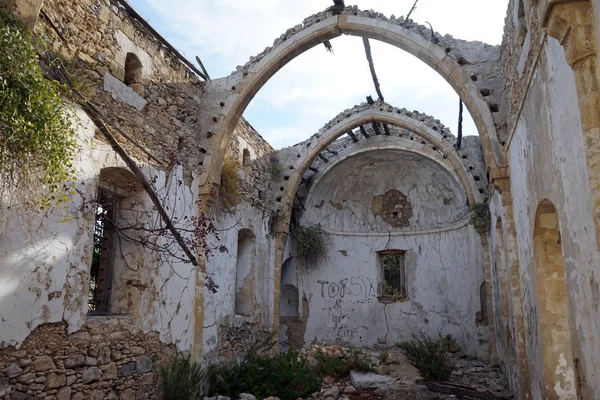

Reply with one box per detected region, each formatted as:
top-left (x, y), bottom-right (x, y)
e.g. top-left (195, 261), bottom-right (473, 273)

top-left (533, 200), bottom-right (579, 399)
top-left (202, 7), bottom-right (506, 188)
top-left (272, 103), bottom-right (481, 232)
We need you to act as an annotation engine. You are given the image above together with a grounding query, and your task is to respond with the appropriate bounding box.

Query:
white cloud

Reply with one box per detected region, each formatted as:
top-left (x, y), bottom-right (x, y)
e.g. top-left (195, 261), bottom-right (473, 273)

top-left (132, 0), bottom-right (509, 149)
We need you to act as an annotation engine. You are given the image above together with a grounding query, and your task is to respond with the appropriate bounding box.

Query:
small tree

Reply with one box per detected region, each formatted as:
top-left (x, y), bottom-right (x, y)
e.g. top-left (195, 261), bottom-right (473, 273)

top-left (294, 224), bottom-right (332, 268)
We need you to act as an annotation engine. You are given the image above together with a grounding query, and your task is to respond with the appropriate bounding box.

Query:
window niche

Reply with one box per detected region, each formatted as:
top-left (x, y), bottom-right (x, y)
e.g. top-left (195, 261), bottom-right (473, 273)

top-left (124, 53), bottom-right (145, 97)
top-left (88, 167), bottom-right (142, 316)
top-left (378, 250), bottom-right (407, 301)
top-left (235, 229), bottom-right (256, 317)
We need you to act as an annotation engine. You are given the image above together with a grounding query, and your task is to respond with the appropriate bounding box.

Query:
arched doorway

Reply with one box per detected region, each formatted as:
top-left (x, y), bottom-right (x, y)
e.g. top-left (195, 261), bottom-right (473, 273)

top-left (533, 200), bottom-right (579, 399)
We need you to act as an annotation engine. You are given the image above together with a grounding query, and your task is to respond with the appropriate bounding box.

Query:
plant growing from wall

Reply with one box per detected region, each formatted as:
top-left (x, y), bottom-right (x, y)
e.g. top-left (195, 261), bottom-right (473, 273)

top-left (470, 202), bottom-right (491, 234)
top-left (160, 353), bottom-right (205, 400)
top-left (0, 4), bottom-right (78, 210)
top-left (293, 223), bottom-right (332, 268)
top-left (269, 153), bottom-right (286, 180)
top-left (219, 156), bottom-right (241, 211)
top-left (397, 333), bottom-right (457, 381)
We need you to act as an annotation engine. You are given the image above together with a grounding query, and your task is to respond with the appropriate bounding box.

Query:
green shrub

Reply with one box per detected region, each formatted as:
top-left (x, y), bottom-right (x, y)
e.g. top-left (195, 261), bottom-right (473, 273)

top-left (379, 350), bottom-right (389, 364)
top-left (397, 333), bottom-right (456, 381)
top-left (0, 4), bottom-right (78, 209)
top-left (314, 351), bottom-right (351, 378)
top-left (470, 202), bottom-right (491, 234)
top-left (159, 354), bottom-right (205, 400)
top-left (294, 224), bottom-right (332, 268)
top-left (207, 349), bottom-right (320, 400)
top-left (313, 347), bottom-right (373, 379)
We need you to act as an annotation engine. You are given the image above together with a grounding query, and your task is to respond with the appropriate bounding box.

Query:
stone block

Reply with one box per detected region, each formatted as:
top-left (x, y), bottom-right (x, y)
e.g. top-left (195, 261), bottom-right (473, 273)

top-left (135, 356), bottom-right (152, 374)
top-left (82, 367), bottom-right (103, 384)
top-left (64, 354), bottom-right (86, 368)
top-left (57, 386), bottom-right (72, 400)
top-left (32, 355), bottom-right (55, 372)
top-left (349, 371), bottom-right (395, 391)
top-left (10, 391), bottom-right (33, 400)
top-left (7, 363), bottom-right (23, 378)
top-left (45, 372), bottom-right (66, 389)
top-left (16, 373), bottom-right (35, 385)
top-left (117, 362), bottom-right (136, 378)
top-left (102, 362), bottom-right (118, 380)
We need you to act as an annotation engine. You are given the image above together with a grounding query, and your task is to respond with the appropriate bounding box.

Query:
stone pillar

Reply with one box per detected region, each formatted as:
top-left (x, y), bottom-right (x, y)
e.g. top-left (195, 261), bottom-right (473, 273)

top-left (481, 232), bottom-right (499, 364)
top-left (492, 171), bottom-right (531, 399)
top-left (191, 188), bottom-right (217, 361)
top-left (271, 227), bottom-right (289, 355)
top-left (1, 0), bottom-right (44, 29)
top-left (545, 1), bottom-right (600, 250)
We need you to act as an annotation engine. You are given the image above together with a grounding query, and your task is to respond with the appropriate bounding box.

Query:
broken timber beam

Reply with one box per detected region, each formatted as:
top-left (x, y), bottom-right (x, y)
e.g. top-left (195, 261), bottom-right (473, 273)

top-left (418, 380), bottom-right (511, 400)
top-left (362, 38), bottom-right (384, 102)
top-left (383, 124), bottom-right (391, 136)
top-left (318, 154), bottom-right (330, 163)
top-left (372, 122), bottom-right (382, 135)
top-left (347, 130), bottom-right (359, 143)
top-left (360, 126), bottom-right (370, 138)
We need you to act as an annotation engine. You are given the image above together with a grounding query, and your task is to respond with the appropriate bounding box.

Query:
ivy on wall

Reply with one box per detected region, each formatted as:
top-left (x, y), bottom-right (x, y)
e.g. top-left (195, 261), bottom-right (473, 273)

top-left (0, 5), bottom-right (77, 210)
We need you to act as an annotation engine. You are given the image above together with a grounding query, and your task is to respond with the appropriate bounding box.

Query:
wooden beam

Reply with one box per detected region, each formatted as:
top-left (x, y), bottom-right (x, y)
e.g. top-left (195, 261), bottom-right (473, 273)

top-left (347, 130), bottom-right (359, 143)
top-left (383, 124), bottom-right (391, 136)
top-left (360, 126), bottom-right (370, 138)
top-left (318, 154), bottom-right (330, 163)
top-left (419, 380), bottom-right (511, 399)
top-left (372, 122), bottom-right (382, 135)
top-left (362, 38), bottom-right (384, 102)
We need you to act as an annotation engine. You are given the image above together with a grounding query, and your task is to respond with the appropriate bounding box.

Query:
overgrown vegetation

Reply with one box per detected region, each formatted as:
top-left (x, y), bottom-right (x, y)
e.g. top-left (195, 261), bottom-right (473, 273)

top-left (397, 333), bottom-right (456, 381)
top-left (0, 4), bottom-right (78, 210)
top-left (219, 157), bottom-right (241, 211)
top-left (160, 354), bottom-right (205, 400)
top-left (269, 153), bottom-right (285, 180)
top-left (293, 223), bottom-right (332, 268)
top-left (313, 347), bottom-right (374, 378)
top-left (207, 349), bottom-right (320, 400)
top-left (470, 202), bottom-right (491, 234)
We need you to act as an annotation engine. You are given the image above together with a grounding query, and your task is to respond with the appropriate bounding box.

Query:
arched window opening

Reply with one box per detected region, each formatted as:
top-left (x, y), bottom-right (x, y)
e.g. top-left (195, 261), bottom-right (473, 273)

top-left (533, 200), bottom-right (579, 399)
top-left (124, 53), bottom-right (144, 96)
top-left (88, 168), bottom-right (140, 315)
top-left (235, 229), bottom-right (256, 316)
top-left (242, 148), bottom-right (251, 168)
top-left (280, 284), bottom-right (299, 317)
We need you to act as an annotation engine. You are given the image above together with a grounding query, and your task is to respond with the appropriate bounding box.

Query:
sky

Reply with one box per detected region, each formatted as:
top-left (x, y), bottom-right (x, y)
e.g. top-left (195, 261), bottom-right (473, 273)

top-left (127, 0), bottom-right (510, 149)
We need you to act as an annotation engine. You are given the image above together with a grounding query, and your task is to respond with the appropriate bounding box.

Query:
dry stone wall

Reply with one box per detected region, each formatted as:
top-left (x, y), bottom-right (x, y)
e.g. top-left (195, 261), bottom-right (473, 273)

top-left (0, 319), bottom-right (175, 400)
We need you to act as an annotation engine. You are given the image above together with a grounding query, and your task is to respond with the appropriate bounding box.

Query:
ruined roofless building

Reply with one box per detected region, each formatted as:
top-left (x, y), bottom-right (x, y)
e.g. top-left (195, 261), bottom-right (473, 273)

top-left (1, 0), bottom-right (600, 399)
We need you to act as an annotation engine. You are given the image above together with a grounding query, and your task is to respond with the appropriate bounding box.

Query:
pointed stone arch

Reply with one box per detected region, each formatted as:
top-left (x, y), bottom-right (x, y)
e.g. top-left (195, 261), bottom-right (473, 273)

top-left (200, 8), bottom-right (506, 189)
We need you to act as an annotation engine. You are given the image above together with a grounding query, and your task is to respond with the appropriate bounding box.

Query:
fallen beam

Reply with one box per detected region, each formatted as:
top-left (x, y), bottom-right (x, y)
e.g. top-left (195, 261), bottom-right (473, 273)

top-left (383, 124), bottom-right (391, 136)
top-left (318, 154), bottom-right (330, 163)
top-left (372, 122), bottom-right (382, 135)
top-left (360, 126), bottom-right (370, 138)
top-left (418, 380), bottom-right (511, 400)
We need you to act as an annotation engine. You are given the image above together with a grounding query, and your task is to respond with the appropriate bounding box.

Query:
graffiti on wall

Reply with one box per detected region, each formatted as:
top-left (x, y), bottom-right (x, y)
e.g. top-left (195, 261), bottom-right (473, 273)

top-left (312, 276), bottom-right (378, 342)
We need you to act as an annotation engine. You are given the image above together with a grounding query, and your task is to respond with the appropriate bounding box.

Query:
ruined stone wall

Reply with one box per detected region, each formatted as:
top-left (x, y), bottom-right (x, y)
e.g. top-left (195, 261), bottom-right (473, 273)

top-left (282, 149), bottom-right (484, 356)
top-left (0, 319), bottom-right (175, 400)
top-left (499, 0), bottom-right (600, 395)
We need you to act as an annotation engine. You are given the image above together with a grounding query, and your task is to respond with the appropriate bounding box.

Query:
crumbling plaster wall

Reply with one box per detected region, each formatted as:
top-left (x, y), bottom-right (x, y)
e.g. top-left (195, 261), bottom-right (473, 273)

top-left (283, 149), bottom-right (484, 356)
top-left (502, 1), bottom-right (600, 394)
top-left (0, 108), bottom-right (198, 352)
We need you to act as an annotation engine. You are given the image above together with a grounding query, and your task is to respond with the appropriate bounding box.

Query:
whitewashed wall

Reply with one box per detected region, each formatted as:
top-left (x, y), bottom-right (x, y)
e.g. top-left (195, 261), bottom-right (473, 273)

top-left (281, 149), bottom-right (484, 355)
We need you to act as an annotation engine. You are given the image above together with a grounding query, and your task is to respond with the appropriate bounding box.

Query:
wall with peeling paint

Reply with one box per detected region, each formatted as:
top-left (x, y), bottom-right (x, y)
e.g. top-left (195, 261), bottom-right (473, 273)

top-left (0, 108), bottom-right (199, 351)
top-left (505, 37), bottom-right (600, 397)
top-left (281, 149), bottom-right (483, 355)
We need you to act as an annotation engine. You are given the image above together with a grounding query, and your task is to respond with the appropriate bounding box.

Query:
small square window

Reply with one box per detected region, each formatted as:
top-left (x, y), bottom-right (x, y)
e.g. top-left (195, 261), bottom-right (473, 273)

top-left (379, 251), bottom-right (406, 299)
